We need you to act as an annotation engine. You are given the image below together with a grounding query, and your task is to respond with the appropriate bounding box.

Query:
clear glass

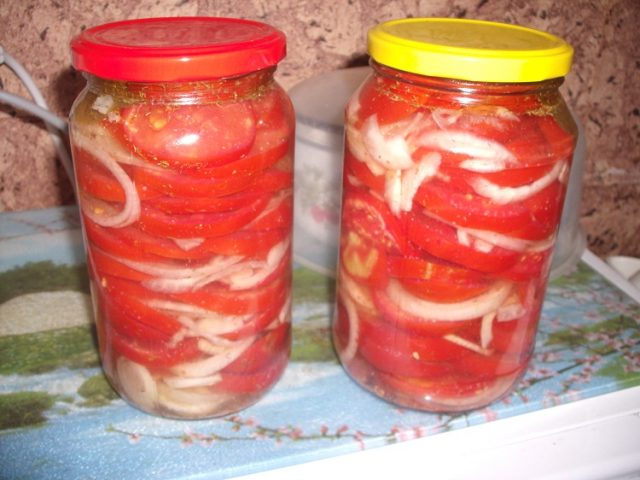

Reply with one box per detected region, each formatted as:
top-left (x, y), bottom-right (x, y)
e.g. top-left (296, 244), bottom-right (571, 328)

top-left (333, 61), bottom-right (577, 412)
top-left (69, 68), bottom-right (294, 419)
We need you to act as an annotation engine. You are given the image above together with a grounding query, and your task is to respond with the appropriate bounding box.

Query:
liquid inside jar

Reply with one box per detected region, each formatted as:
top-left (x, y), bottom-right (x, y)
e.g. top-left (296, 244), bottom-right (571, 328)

top-left (333, 63), bottom-right (576, 412)
top-left (70, 70), bottom-right (294, 418)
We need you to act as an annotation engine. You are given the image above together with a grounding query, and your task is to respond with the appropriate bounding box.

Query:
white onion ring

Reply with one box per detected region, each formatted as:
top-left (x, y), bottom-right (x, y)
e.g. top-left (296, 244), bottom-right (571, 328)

top-left (417, 130), bottom-right (515, 163)
top-left (386, 279), bottom-right (512, 322)
top-left (362, 114), bottom-right (414, 170)
top-left (173, 237), bottom-right (205, 251)
top-left (469, 160), bottom-right (567, 205)
top-left (443, 333), bottom-right (492, 356)
top-left (157, 383), bottom-right (229, 417)
top-left (162, 373), bottom-right (222, 389)
top-left (338, 290), bottom-right (360, 362)
top-left (480, 312), bottom-right (496, 349)
top-left (223, 238), bottom-right (289, 290)
top-left (116, 357), bottom-right (158, 411)
top-left (459, 226), bottom-right (556, 253)
top-left (339, 268), bottom-right (376, 312)
top-left (171, 336), bottom-right (255, 378)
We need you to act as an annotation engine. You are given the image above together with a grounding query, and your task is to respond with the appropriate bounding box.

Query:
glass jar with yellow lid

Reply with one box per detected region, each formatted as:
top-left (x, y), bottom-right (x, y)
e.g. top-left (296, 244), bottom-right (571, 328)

top-left (333, 18), bottom-right (577, 412)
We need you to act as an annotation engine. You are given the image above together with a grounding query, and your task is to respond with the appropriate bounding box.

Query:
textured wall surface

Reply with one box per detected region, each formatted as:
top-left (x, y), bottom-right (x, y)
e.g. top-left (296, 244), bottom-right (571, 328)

top-left (0, 0), bottom-right (638, 258)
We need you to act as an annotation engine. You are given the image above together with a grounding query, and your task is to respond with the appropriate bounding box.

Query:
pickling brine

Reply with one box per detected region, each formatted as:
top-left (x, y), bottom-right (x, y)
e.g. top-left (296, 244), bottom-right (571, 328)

top-left (69, 17), bottom-right (294, 419)
top-left (333, 18), bottom-right (577, 412)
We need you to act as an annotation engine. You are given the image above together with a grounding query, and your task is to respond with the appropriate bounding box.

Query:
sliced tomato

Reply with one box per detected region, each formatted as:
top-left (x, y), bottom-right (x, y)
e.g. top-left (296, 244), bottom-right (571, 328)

top-left (537, 115), bottom-right (575, 161)
top-left (217, 348), bottom-right (289, 394)
top-left (118, 102), bottom-right (257, 169)
top-left (222, 323), bottom-right (290, 375)
top-left (374, 367), bottom-right (507, 405)
top-left (356, 76), bottom-right (422, 126)
top-left (415, 177), bottom-right (562, 241)
top-left (221, 288), bottom-right (289, 341)
top-left (137, 194), bottom-right (270, 238)
top-left (504, 115), bottom-right (574, 166)
top-left (244, 193), bottom-right (293, 232)
top-left (88, 245), bottom-right (154, 283)
top-left (357, 312), bottom-right (472, 369)
top-left (439, 163), bottom-right (556, 190)
top-left (73, 147), bottom-right (160, 203)
top-left (372, 282), bottom-right (482, 336)
top-left (83, 216), bottom-right (167, 261)
top-left (454, 350), bottom-right (527, 381)
top-left (406, 212), bottom-right (520, 274)
top-left (340, 187), bottom-right (407, 253)
top-left (170, 274), bottom-right (289, 316)
top-left (99, 275), bottom-right (184, 337)
top-left (138, 165), bottom-right (289, 218)
top-left (203, 228), bottom-right (289, 258)
top-left (387, 254), bottom-right (491, 302)
top-left (111, 334), bottom-right (202, 369)
top-left (387, 254), bottom-right (484, 282)
top-left (343, 148), bottom-right (385, 195)
top-left (131, 164), bottom-right (259, 199)
top-left (501, 249), bottom-right (553, 282)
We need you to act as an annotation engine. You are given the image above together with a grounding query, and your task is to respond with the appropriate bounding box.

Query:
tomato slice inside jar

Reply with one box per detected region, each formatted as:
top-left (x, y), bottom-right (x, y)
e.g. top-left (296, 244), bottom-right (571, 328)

top-left (406, 212), bottom-right (520, 273)
top-left (118, 102), bottom-right (257, 169)
top-left (137, 194), bottom-right (270, 238)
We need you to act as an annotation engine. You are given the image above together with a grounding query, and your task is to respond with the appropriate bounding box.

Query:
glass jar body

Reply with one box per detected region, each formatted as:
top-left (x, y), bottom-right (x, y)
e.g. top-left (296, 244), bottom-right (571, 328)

top-left (69, 69), bottom-right (294, 419)
top-left (333, 61), bottom-right (577, 412)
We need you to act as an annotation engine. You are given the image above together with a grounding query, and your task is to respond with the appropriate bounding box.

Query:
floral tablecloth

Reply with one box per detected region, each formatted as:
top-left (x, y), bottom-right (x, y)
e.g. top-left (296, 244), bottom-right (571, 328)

top-left (0, 206), bottom-right (638, 479)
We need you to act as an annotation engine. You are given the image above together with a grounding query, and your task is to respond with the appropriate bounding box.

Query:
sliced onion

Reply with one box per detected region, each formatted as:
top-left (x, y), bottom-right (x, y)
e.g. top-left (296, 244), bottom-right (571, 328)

top-left (73, 139), bottom-right (141, 228)
top-left (469, 160), bottom-right (567, 205)
top-left (172, 336), bottom-right (255, 378)
top-left (458, 158), bottom-right (508, 173)
top-left (459, 226), bottom-right (556, 253)
top-left (72, 122), bottom-right (156, 168)
top-left (418, 130), bottom-right (515, 162)
top-left (384, 152), bottom-right (441, 215)
top-left (173, 237), bottom-right (205, 251)
top-left (480, 312), bottom-right (496, 349)
top-left (222, 238), bottom-right (289, 290)
top-left (121, 254), bottom-right (243, 280)
top-left (339, 268), bottom-right (376, 313)
top-left (362, 114), bottom-right (414, 170)
top-left (338, 290), bottom-right (360, 362)
top-left (386, 279), bottom-right (512, 322)
top-left (157, 383), bottom-right (229, 417)
top-left (117, 357), bottom-right (158, 411)
top-left (162, 373), bottom-right (222, 389)
top-left (443, 334), bottom-right (492, 356)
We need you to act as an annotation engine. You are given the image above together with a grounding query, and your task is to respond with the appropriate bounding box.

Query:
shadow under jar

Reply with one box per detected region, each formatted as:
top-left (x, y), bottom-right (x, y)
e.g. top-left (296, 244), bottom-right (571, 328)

top-left (333, 18), bottom-right (577, 412)
top-left (69, 17), bottom-right (294, 419)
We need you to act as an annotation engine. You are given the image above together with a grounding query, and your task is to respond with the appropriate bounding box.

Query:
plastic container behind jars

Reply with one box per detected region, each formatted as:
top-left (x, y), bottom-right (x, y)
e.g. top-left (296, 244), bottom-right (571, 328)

top-left (333, 18), bottom-right (577, 412)
top-left (69, 17), bottom-right (294, 419)
top-left (290, 67), bottom-right (371, 274)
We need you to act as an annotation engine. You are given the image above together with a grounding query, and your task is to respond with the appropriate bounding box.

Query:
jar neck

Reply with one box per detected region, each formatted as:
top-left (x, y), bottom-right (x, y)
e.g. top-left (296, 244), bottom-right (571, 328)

top-left (85, 67), bottom-right (277, 105)
top-left (370, 59), bottom-right (565, 111)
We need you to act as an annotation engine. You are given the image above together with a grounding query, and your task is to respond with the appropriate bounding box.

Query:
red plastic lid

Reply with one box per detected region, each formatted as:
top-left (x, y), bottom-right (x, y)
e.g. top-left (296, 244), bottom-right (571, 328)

top-left (71, 17), bottom-right (287, 82)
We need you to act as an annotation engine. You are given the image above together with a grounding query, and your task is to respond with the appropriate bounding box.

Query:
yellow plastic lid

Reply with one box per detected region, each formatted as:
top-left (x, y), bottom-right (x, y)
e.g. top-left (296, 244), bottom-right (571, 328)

top-left (368, 18), bottom-right (573, 83)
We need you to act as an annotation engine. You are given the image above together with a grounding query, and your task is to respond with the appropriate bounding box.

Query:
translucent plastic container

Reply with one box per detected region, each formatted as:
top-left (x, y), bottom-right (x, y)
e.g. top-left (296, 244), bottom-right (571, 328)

top-left (290, 67), bottom-right (370, 274)
top-left (69, 17), bottom-right (294, 419)
top-left (333, 18), bottom-right (577, 412)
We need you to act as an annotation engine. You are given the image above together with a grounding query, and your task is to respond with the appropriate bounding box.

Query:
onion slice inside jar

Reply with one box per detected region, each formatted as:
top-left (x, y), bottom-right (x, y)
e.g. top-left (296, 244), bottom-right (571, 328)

top-left (386, 279), bottom-right (512, 322)
top-left (469, 160), bottom-right (567, 204)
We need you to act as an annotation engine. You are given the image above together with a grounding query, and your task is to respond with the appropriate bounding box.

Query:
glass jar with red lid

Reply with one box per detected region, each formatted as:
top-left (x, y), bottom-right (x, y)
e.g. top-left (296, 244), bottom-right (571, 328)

top-left (333, 18), bottom-right (577, 412)
top-left (69, 17), bottom-right (294, 419)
